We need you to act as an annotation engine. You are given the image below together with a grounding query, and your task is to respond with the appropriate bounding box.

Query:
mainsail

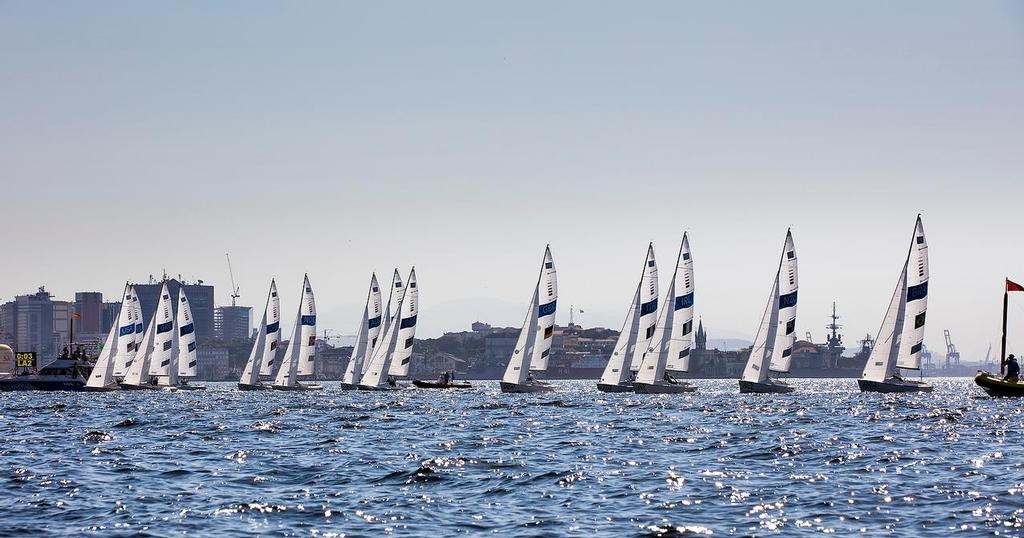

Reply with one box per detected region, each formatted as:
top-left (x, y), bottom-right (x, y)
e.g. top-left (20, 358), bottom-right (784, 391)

top-left (341, 273), bottom-right (384, 386)
top-left (502, 246), bottom-right (557, 385)
top-left (147, 284), bottom-right (179, 387)
top-left (259, 280), bottom-right (282, 376)
top-left (529, 247), bottom-right (558, 372)
top-left (388, 269), bottom-right (419, 377)
top-left (741, 230), bottom-right (798, 384)
top-left (637, 234), bottom-right (695, 384)
top-left (599, 244), bottom-right (658, 387)
top-left (273, 275), bottom-right (317, 388)
top-left (176, 288), bottom-right (198, 378)
top-left (862, 216), bottom-right (929, 381)
top-left (112, 285), bottom-right (140, 377)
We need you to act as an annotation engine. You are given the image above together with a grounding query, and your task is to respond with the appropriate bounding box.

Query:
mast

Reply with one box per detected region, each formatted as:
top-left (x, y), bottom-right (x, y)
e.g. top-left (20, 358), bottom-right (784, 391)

top-left (1002, 280), bottom-right (1008, 375)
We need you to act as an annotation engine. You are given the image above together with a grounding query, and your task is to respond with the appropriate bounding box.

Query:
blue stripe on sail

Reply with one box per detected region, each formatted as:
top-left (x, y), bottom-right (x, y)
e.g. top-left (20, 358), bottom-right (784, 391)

top-left (640, 298), bottom-right (658, 316)
top-left (907, 282), bottom-right (928, 302)
top-left (400, 315), bottom-right (417, 329)
top-left (538, 300), bottom-right (557, 317)
top-left (179, 323), bottom-right (194, 337)
top-left (119, 325), bottom-right (134, 337)
top-left (779, 291), bottom-right (798, 309)
top-left (301, 315), bottom-right (317, 326)
top-left (266, 322), bottom-right (279, 333)
top-left (674, 292), bottom-right (694, 310)
top-left (367, 316), bottom-right (382, 329)
top-left (157, 321), bottom-right (173, 334)
top-left (188, 342), bottom-right (196, 352)
top-left (135, 323), bottom-right (144, 333)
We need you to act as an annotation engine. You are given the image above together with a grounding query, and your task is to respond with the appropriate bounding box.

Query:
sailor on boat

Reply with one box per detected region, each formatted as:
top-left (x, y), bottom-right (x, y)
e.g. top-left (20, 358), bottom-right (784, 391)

top-left (1005, 355), bottom-right (1020, 383)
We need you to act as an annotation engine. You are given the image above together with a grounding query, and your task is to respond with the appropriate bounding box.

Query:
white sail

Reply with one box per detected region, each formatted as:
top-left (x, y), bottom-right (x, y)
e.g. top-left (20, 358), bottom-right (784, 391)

top-left (358, 270), bottom-right (410, 388)
top-left (501, 288), bottom-right (539, 385)
top-left (176, 288), bottom-right (198, 378)
top-left (388, 269), bottom-right (419, 377)
top-left (600, 244), bottom-right (658, 386)
top-left (529, 247), bottom-right (558, 371)
top-left (259, 280), bottom-right (282, 376)
top-left (598, 286), bottom-right (640, 386)
top-left (146, 284), bottom-right (179, 386)
top-left (87, 283), bottom-right (133, 389)
top-left (377, 270), bottom-right (402, 352)
top-left (895, 217), bottom-right (929, 370)
top-left (295, 276), bottom-right (317, 377)
top-left (862, 216), bottom-right (929, 379)
top-left (112, 285), bottom-right (139, 377)
top-left (637, 234), bottom-right (695, 384)
top-left (861, 269), bottom-right (907, 382)
top-left (273, 275), bottom-right (317, 387)
top-left (741, 230), bottom-right (797, 383)
top-left (768, 231), bottom-right (798, 374)
top-left (122, 307), bottom-right (158, 386)
top-left (341, 274), bottom-right (383, 385)
top-left (239, 307), bottom-right (267, 386)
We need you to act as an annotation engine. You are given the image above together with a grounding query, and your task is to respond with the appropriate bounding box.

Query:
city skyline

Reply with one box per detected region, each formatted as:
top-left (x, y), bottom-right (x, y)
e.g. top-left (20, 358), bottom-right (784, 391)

top-left (2, 2), bottom-right (1022, 358)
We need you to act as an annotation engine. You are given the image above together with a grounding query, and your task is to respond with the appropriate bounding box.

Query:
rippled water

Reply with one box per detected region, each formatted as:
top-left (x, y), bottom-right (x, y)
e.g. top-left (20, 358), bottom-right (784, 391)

top-left (2, 378), bottom-right (1023, 536)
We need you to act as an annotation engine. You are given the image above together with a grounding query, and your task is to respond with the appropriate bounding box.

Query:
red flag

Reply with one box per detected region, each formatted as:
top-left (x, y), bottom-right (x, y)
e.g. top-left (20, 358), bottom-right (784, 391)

top-left (1009, 279), bottom-right (1024, 292)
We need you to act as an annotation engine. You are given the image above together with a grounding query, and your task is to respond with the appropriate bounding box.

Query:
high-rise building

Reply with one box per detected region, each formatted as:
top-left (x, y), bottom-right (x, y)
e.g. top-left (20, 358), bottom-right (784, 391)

top-left (214, 306), bottom-right (252, 342)
top-left (53, 301), bottom-right (73, 351)
top-left (74, 292), bottom-right (104, 335)
top-left (133, 279), bottom-right (215, 339)
top-left (0, 287), bottom-right (57, 358)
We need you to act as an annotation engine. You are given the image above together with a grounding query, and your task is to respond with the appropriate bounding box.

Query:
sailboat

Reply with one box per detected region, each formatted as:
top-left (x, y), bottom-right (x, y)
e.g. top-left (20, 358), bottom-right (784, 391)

top-left (598, 243), bottom-right (659, 393)
top-left (739, 230), bottom-right (798, 394)
top-left (500, 246), bottom-right (558, 393)
top-left (174, 287), bottom-right (203, 390)
top-left (272, 275), bottom-right (322, 391)
top-left (85, 283), bottom-right (135, 391)
top-left (635, 234), bottom-right (698, 394)
top-left (859, 216), bottom-right (933, 393)
top-left (238, 280), bottom-right (281, 391)
top-left (340, 273), bottom-right (385, 390)
top-left (975, 279), bottom-right (1024, 396)
top-left (358, 269), bottom-right (417, 391)
top-left (121, 283), bottom-right (171, 390)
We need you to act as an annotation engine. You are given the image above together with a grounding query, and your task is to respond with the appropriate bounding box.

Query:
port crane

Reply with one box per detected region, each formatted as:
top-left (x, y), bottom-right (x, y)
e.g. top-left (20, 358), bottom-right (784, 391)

top-left (226, 253), bottom-right (241, 307)
top-left (943, 329), bottom-right (961, 368)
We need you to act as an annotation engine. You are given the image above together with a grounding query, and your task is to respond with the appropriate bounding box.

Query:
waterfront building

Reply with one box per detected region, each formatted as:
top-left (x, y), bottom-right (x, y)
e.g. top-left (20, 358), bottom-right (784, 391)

top-left (214, 306), bottom-right (252, 342)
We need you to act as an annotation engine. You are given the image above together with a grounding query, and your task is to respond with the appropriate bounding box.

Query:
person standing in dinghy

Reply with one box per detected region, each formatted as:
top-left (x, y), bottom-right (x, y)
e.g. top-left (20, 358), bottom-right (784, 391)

top-left (1004, 355), bottom-right (1020, 383)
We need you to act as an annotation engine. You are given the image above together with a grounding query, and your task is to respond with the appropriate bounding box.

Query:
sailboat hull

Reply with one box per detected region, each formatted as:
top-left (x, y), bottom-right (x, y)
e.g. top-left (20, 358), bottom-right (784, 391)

top-left (238, 383), bottom-right (273, 391)
top-left (634, 381), bottom-right (697, 394)
top-left (357, 384), bottom-right (403, 391)
top-left (272, 383), bottom-right (323, 391)
top-left (412, 380), bottom-right (473, 389)
top-left (974, 371), bottom-right (1024, 397)
top-left (83, 384), bottom-right (120, 392)
top-left (596, 382), bottom-right (635, 393)
top-left (739, 379), bottom-right (795, 394)
top-left (858, 379), bottom-right (932, 393)
top-left (119, 383), bottom-right (162, 391)
top-left (338, 382), bottom-right (360, 390)
top-left (500, 381), bottom-right (554, 393)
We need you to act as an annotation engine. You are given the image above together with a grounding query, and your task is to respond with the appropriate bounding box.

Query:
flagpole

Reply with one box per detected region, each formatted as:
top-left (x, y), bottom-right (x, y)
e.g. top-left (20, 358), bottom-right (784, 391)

top-left (1001, 279), bottom-right (1008, 376)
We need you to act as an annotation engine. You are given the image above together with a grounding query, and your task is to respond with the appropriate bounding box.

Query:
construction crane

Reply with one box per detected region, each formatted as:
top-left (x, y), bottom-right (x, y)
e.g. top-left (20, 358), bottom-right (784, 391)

top-left (226, 253), bottom-right (241, 307)
top-left (944, 329), bottom-right (961, 368)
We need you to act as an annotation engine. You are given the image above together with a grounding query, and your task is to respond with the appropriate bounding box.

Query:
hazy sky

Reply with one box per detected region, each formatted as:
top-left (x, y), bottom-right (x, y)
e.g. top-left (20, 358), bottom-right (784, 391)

top-left (2, 2), bottom-right (1023, 360)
